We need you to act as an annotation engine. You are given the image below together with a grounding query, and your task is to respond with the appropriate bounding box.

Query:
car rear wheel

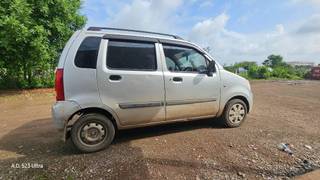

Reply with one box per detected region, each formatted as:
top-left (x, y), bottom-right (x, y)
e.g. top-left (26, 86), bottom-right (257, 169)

top-left (221, 99), bottom-right (248, 128)
top-left (71, 113), bottom-right (115, 153)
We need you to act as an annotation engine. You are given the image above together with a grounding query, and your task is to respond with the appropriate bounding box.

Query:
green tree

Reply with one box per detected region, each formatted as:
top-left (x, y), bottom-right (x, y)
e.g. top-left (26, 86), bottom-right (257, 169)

top-left (224, 61), bottom-right (257, 74)
top-left (293, 66), bottom-right (310, 79)
top-left (0, 0), bottom-right (86, 88)
top-left (262, 55), bottom-right (286, 68)
top-left (234, 61), bottom-right (257, 70)
top-left (257, 66), bottom-right (272, 79)
top-left (247, 65), bottom-right (259, 78)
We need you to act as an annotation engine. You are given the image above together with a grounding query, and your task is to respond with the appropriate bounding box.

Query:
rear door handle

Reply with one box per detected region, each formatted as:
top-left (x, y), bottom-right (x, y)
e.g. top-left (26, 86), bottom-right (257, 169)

top-left (109, 75), bottom-right (122, 81)
top-left (172, 77), bottom-right (183, 82)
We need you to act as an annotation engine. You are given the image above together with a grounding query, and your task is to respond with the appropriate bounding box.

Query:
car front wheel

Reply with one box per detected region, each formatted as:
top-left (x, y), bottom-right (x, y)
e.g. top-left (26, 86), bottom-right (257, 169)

top-left (221, 99), bottom-right (248, 128)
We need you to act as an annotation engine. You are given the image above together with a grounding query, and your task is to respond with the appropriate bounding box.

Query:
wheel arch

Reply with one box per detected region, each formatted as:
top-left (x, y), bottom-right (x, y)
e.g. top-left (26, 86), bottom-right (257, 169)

top-left (65, 107), bottom-right (119, 140)
top-left (228, 95), bottom-right (250, 113)
top-left (217, 94), bottom-right (251, 117)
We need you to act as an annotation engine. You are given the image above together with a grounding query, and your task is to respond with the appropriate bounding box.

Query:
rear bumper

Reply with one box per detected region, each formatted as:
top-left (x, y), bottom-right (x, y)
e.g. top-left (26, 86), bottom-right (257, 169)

top-left (51, 101), bottom-right (81, 130)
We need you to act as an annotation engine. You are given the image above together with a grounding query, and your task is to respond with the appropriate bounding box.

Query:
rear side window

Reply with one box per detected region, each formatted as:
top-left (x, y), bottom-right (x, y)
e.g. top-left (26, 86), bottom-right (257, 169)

top-left (107, 40), bottom-right (157, 71)
top-left (75, 37), bottom-right (101, 69)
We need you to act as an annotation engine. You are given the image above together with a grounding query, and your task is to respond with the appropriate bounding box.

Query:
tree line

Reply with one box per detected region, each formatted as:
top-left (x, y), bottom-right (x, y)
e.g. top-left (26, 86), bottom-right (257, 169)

top-left (224, 55), bottom-right (311, 80)
top-left (0, 0), bottom-right (86, 89)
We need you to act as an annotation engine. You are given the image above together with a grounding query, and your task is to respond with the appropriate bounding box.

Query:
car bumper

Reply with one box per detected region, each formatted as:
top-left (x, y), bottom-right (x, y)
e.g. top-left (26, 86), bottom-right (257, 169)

top-left (248, 90), bottom-right (254, 113)
top-left (51, 101), bottom-right (81, 130)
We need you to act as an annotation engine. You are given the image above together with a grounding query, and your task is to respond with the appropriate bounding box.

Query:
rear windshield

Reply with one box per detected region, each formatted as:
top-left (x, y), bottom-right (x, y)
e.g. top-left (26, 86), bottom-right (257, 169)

top-left (74, 37), bottom-right (101, 69)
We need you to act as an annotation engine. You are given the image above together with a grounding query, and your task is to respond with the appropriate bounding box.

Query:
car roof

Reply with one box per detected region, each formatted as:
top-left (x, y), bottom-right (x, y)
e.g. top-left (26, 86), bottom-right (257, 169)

top-left (87, 27), bottom-right (183, 39)
top-left (81, 27), bottom-right (222, 68)
top-left (83, 27), bottom-right (194, 46)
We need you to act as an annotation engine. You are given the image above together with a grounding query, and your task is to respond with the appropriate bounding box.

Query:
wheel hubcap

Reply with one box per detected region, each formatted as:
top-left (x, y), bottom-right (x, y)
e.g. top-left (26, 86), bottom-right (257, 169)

top-left (228, 103), bottom-right (246, 123)
top-left (80, 122), bottom-right (106, 145)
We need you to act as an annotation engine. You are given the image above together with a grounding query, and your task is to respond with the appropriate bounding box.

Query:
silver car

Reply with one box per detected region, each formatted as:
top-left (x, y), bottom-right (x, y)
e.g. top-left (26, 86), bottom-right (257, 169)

top-left (52, 27), bottom-right (253, 153)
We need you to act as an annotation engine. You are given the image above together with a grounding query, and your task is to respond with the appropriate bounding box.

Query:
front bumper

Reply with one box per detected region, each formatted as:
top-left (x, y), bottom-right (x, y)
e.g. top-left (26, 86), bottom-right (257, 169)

top-left (247, 90), bottom-right (254, 113)
top-left (51, 100), bottom-right (81, 130)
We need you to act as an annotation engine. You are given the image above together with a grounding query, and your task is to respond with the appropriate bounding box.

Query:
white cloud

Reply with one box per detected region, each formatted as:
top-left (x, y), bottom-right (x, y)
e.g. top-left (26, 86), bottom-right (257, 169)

top-left (275, 24), bottom-right (285, 34)
top-left (189, 13), bottom-right (320, 64)
top-left (296, 14), bottom-right (320, 34)
top-left (97, 0), bottom-right (320, 64)
top-left (192, 13), bottom-right (229, 35)
top-left (107, 0), bottom-right (182, 32)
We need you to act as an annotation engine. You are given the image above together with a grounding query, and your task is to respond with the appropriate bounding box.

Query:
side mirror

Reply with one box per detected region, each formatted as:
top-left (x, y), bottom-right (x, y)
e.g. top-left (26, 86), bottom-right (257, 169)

top-left (197, 65), bottom-right (207, 74)
top-left (207, 61), bottom-right (216, 76)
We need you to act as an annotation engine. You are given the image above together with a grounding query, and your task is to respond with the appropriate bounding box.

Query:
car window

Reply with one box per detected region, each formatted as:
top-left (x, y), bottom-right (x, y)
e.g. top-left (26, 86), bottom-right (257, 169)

top-left (163, 45), bottom-right (207, 73)
top-left (165, 57), bottom-right (179, 71)
top-left (107, 40), bottom-right (157, 71)
top-left (75, 37), bottom-right (101, 69)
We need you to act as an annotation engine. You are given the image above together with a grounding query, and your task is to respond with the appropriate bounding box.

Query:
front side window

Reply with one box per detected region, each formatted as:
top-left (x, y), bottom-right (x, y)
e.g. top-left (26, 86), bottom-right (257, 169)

top-left (75, 37), bottom-right (101, 69)
top-left (107, 41), bottom-right (157, 71)
top-left (163, 45), bottom-right (207, 73)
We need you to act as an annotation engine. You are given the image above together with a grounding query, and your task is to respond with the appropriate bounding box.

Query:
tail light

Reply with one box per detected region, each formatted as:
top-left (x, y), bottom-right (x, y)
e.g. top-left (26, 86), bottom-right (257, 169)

top-left (55, 68), bottom-right (65, 101)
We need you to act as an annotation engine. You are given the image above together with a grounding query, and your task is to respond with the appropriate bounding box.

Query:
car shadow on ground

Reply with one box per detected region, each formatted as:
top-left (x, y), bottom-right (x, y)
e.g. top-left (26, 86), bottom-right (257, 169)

top-left (0, 117), bottom-right (225, 157)
top-left (115, 117), bottom-right (225, 143)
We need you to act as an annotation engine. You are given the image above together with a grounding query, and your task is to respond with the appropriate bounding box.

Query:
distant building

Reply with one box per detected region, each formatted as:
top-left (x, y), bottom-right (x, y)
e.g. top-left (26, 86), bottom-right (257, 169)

top-left (287, 61), bottom-right (315, 67)
top-left (311, 66), bottom-right (320, 80)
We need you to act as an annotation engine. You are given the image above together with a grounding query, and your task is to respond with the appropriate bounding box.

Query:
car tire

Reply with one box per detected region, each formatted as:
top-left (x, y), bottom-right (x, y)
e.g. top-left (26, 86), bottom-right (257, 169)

top-left (71, 113), bottom-right (115, 153)
top-left (221, 99), bottom-right (248, 128)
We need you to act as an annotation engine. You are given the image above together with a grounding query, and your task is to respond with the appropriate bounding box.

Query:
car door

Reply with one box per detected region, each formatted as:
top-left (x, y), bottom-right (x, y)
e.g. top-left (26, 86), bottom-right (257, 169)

top-left (160, 44), bottom-right (220, 121)
top-left (97, 39), bottom-right (165, 126)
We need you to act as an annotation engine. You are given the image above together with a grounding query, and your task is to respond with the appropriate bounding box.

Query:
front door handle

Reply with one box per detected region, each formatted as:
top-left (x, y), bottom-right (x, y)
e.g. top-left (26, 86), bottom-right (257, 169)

top-left (172, 77), bottom-right (183, 82)
top-left (109, 75), bottom-right (122, 81)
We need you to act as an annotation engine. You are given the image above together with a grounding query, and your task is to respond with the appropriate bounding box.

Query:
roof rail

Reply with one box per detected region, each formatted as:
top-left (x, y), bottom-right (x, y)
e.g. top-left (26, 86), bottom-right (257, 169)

top-left (87, 27), bottom-right (183, 40)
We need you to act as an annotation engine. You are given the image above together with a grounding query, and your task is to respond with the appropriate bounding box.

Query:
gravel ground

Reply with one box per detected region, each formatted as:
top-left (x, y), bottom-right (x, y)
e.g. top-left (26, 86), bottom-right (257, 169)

top-left (0, 81), bottom-right (319, 179)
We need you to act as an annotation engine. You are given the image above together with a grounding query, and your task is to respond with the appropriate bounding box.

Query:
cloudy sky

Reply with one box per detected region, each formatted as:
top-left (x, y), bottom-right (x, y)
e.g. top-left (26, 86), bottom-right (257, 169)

top-left (81, 0), bottom-right (320, 65)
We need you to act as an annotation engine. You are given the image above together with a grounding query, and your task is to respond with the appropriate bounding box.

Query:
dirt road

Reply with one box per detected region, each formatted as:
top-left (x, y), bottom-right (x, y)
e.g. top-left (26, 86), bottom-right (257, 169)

top-left (0, 81), bottom-right (319, 179)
